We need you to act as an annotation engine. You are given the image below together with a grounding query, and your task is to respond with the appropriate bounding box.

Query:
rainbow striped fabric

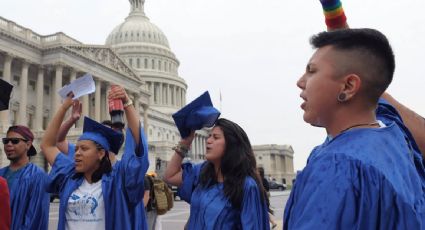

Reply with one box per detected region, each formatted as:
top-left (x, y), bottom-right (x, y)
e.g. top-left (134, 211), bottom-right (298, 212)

top-left (320, 0), bottom-right (347, 30)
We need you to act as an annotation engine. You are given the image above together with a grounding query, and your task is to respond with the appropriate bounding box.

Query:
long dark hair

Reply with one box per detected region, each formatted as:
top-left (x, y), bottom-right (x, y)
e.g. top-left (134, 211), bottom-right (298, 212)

top-left (199, 118), bottom-right (268, 209)
top-left (74, 141), bottom-right (112, 183)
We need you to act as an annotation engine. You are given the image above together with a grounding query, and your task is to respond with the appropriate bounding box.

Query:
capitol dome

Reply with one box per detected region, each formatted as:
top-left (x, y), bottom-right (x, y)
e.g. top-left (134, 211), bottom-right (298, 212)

top-left (105, 0), bottom-right (187, 115)
top-left (105, 6), bottom-right (170, 48)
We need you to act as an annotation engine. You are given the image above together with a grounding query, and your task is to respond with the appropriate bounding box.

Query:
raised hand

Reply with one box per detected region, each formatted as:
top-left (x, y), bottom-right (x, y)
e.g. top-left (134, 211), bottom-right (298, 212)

top-left (70, 100), bottom-right (82, 122)
top-left (108, 85), bottom-right (130, 104)
top-left (181, 131), bottom-right (195, 147)
top-left (62, 93), bottom-right (75, 110)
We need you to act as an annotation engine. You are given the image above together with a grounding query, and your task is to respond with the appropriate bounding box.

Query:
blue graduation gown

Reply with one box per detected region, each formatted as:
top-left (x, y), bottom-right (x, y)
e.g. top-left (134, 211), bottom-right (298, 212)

top-left (179, 162), bottom-right (270, 230)
top-left (284, 101), bottom-right (425, 229)
top-left (47, 126), bottom-right (149, 230)
top-left (0, 163), bottom-right (50, 230)
top-left (67, 140), bottom-right (148, 229)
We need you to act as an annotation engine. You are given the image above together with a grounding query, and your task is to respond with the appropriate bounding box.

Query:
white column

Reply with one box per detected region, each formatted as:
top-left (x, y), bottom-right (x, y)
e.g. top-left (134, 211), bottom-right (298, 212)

top-left (69, 69), bottom-right (78, 127)
top-left (134, 93), bottom-right (140, 116)
top-left (182, 89), bottom-right (186, 106)
top-left (198, 137), bottom-right (201, 158)
top-left (191, 137), bottom-right (196, 160)
top-left (153, 83), bottom-right (157, 104)
top-left (162, 83), bottom-right (168, 105)
top-left (103, 82), bottom-right (110, 122)
top-left (52, 65), bottom-right (63, 114)
top-left (167, 84), bottom-right (171, 106)
top-left (0, 54), bottom-right (13, 131)
top-left (181, 89), bottom-right (184, 106)
top-left (95, 78), bottom-right (101, 121)
top-left (196, 136), bottom-right (200, 160)
top-left (142, 104), bottom-right (149, 138)
top-left (200, 137), bottom-right (204, 156)
top-left (82, 95), bottom-right (89, 119)
top-left (18, 61), bottom-right (29, 125)
top-left (35, 66), bottom-right (44, 131)
top-left (173, 86), bottom-right (177, 107)
top-left (149, 82), bottom-right (154, 104)
top-left (176, 87), bottom-right (181, 107)
top-left (158, 83), bottom-right (163, 105)
top-left (198, 137), bottom-right (202, 158)
top-left (70, 69), bottom-right (77, 82)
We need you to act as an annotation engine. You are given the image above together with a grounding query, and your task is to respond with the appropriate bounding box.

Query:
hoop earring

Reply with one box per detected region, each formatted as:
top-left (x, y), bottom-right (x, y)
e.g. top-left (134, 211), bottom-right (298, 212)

top-left (337, 93), bottom-right (347, 102)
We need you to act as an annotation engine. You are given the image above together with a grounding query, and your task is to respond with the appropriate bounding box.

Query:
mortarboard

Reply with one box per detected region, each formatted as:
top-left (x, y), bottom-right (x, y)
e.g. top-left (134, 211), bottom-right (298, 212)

top-left (172, 91), bottom-right (221, 138)
top-left (0, 78), bottom-right (13, 111)
top-left (78, 116), bottom-right (124, 154)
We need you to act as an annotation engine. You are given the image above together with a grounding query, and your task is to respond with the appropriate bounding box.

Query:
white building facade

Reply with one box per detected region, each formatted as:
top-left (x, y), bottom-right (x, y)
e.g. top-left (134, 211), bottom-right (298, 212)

top-left (254, 144), bottom-right (295, 186)
top-left (0, 0), bottom-right (208, 173)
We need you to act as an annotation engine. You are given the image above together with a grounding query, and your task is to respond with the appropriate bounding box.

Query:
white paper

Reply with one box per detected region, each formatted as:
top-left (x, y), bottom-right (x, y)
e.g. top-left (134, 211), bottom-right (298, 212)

top-left (58, 74), bottom-right (95, 99)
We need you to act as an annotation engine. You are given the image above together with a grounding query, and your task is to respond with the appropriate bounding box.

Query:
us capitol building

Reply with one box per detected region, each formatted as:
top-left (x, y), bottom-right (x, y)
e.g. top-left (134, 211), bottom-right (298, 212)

top-left (0, 0), bottom-right (294, 184)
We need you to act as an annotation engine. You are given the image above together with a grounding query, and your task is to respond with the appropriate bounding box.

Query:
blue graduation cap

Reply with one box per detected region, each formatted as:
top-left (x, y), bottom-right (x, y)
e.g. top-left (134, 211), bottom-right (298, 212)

top-left (172, 91), bottom-right (221, 138)
top-left (0, 78), bottom-right (13, 111)
top-left (78, 116), bottom-right (124, 154)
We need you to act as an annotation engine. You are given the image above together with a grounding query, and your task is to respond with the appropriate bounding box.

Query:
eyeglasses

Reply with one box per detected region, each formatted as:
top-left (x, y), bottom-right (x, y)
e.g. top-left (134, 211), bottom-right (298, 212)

top-left (2, 138), bottom-right (28, 145)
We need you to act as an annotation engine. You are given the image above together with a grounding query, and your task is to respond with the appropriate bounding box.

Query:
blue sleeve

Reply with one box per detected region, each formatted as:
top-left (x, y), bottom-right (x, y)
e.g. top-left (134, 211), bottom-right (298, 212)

top-left (377, 99), bottom-right (422, 156)
top-left (377, 99), bottom-right (425, 179)
top-left (241, 177), bottom-right (270, 230)
top-left (178, 162), bottom-right (205, 203)
top-left (46, 153), bottom-right (74, 194)
top-left (119, 125), bottom-right (149, 205)
top-left (68, 143), bottom-right (76, 160)
top-left (25, 170), bottom-right (50, 230)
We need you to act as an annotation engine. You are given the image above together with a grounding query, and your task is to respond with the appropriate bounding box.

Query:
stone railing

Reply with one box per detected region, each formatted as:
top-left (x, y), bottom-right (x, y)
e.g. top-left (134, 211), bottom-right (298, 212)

top-left (0, 16), bottom-right (81, 47)
top-left (41, 32), bottom-right (82, 46)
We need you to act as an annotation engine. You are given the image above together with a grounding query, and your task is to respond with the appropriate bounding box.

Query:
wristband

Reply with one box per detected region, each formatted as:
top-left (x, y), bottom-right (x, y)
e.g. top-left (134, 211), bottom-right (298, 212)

top-left (123, 99), bottom-right (133, 108)
top-left (172, 142), bottom-right (190, 158)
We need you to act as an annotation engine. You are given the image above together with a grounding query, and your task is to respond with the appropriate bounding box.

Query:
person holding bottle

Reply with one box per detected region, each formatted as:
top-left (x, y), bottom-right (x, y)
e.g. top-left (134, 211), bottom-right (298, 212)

top-left (41, 86), bottom-right (149, 230)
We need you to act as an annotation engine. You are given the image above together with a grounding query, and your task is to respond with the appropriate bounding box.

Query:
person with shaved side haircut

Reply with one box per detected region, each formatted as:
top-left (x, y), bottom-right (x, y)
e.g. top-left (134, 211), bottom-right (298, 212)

top-left (285, 28), bottom-right (425, 229)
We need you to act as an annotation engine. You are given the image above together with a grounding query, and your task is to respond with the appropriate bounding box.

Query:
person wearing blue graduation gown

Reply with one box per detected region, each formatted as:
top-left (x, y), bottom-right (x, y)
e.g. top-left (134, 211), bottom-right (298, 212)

top-left (0, 125), bottom-right (49, 230)
top-left (41, 87), bottom-right (149, 230)
top-left (165, 116), bottom-right (270, 229)
top-left (285, 28), bottom-right (425, 229)
top-left (54, 95), bottom-right (148, 230)
top-left (60, 142), bottom-right (148, 230)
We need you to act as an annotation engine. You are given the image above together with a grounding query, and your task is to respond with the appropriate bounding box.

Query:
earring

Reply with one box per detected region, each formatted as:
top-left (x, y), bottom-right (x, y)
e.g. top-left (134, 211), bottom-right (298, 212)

top-left (337, 92), bottom-right (347, 102)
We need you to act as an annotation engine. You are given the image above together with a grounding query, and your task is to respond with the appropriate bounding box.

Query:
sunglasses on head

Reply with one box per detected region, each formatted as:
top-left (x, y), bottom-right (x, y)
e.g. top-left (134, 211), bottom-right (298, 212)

top-left (2, 138), bottom-right (28, 145)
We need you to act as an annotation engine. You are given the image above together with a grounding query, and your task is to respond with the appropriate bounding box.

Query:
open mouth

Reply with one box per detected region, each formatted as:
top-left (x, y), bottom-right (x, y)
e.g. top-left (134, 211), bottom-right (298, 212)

top-left (300, 95), bottom-right (307, 109)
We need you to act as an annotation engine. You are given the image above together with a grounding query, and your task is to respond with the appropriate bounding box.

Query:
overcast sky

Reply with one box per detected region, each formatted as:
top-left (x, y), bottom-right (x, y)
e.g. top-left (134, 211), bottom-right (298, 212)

top-left (1, 0), bottom-right (424, 170)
